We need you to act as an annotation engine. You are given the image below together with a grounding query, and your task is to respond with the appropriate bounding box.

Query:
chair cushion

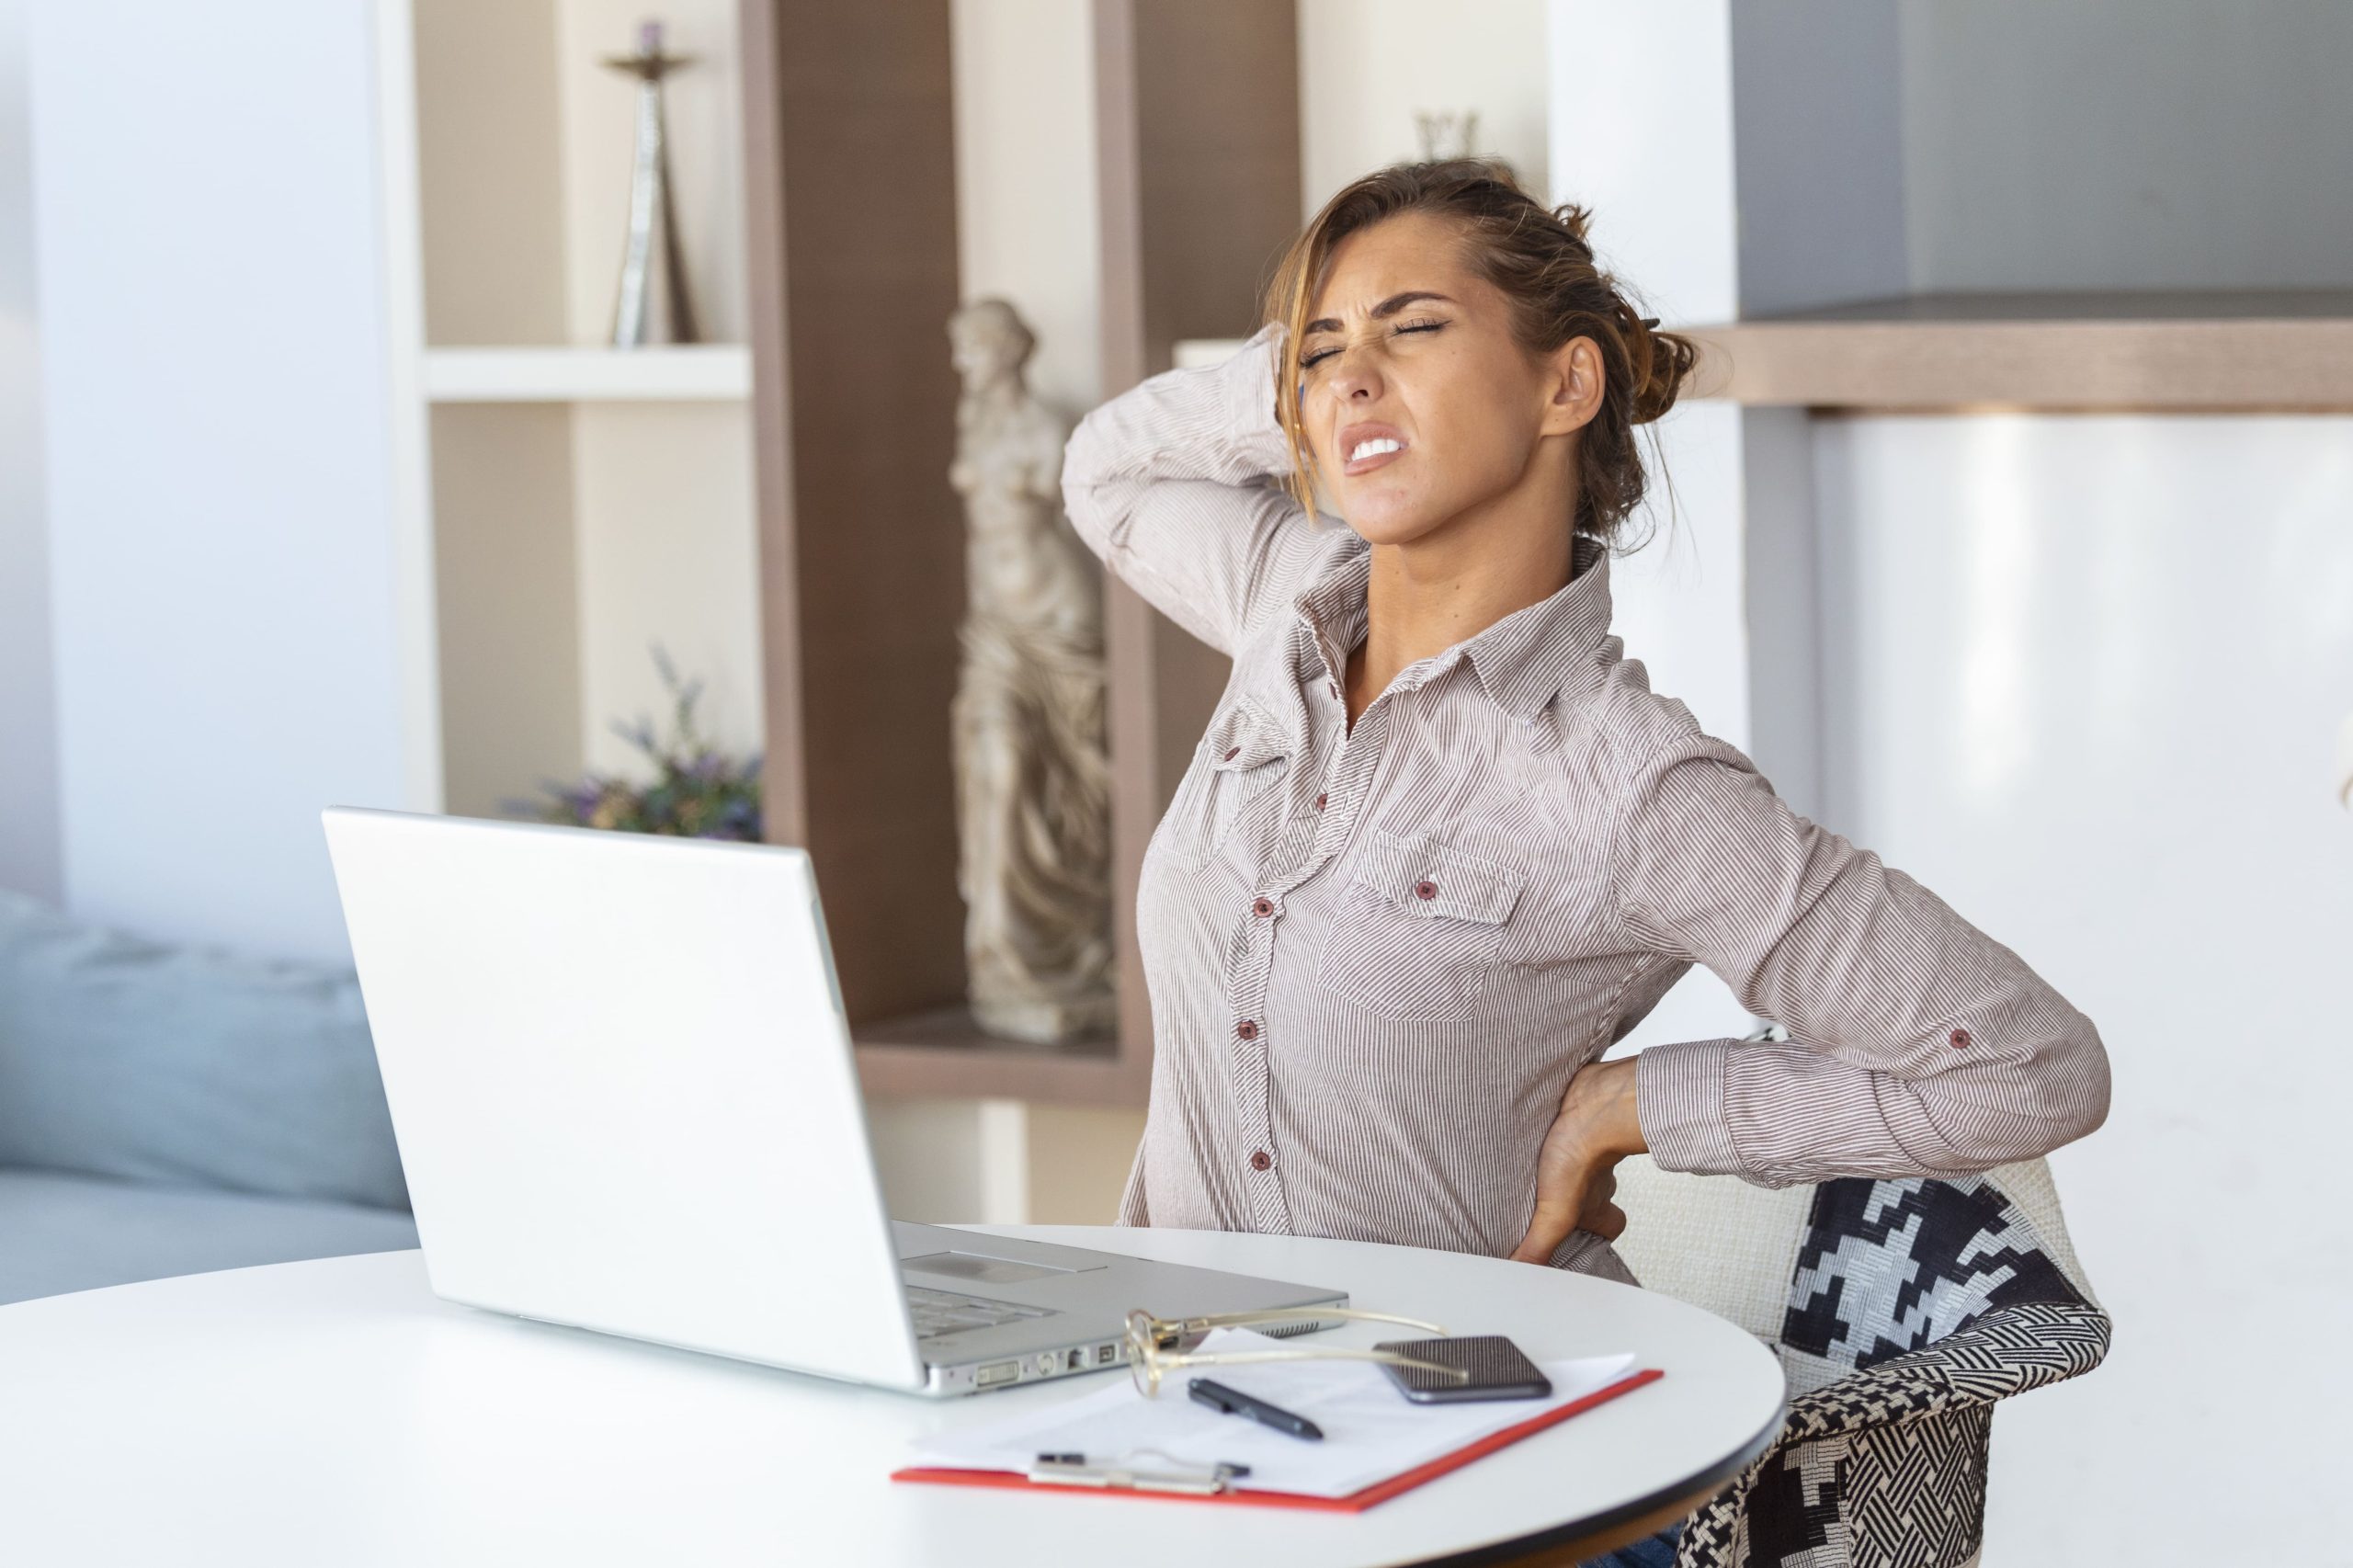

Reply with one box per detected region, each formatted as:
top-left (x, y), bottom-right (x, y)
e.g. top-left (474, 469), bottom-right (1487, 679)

top-left (0, 1167), bottom-right (418, 1305)
top-left (0, 891), bottom-right (407, 1211)
top-left (1608, 1153), bottom-right (1813, 1341)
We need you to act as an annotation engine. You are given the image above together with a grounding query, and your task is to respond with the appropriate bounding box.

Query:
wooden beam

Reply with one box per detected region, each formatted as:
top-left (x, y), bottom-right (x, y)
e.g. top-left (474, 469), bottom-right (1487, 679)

top-left (1685, 290), bottom-right (2353, 410)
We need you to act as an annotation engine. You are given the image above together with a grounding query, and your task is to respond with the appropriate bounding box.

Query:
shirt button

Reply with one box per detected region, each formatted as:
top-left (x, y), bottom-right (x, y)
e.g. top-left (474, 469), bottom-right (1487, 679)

top-left (1949, 1027), bottom-right (1972, 1050)
top-left (1249, 1150), bottom-right (1273, 1172)
top-left (1222, 745), bottom-right (1240, 761)
top-left (1235, 1019), bottom-right (1259, 1040)
top-left (1314, 792), bottom-right (1328, 811)
top-left (1251, 897), bottom-right (1273, 918)
top-left (1414, 880), bottom-right (1438, 901)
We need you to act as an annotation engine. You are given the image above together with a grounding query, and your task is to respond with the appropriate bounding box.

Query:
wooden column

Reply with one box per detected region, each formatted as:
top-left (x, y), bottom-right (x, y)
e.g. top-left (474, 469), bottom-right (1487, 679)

top-left (742, 0), bottom-right (966, 1025)
top-left (1095, 0), bottom-right (1302, 1067)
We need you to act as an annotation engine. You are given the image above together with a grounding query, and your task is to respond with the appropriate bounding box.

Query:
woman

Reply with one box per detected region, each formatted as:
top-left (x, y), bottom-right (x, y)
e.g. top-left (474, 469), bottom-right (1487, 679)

top-left (1060, 161), bottom-right (2109, 1559)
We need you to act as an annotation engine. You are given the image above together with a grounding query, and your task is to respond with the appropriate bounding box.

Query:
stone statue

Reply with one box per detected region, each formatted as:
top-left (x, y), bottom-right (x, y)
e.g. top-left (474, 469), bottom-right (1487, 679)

top-left (947, 299), bottom-right (1116, 1044)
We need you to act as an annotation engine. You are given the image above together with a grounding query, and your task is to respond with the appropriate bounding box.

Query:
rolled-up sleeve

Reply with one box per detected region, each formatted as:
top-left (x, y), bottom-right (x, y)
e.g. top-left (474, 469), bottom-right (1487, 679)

top-left (1059, 322), bottom-right (1332, 656)
top-left (1614, 729), bottom-right (2111, 1189)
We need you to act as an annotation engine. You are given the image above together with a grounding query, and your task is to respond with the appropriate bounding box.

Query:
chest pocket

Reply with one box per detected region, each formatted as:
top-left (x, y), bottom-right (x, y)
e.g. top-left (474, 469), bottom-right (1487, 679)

top-left (1156, 699), bottom-right (1293, 873)
top-left (1317, 828), bottom-right (1527, 1022)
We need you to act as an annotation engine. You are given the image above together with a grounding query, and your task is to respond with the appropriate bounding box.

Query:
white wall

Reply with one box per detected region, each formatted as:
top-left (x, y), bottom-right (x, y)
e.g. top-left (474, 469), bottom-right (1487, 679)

top-left (568, 405), bottom-right (763, 781)
top-left (949, 0), bottom-right (1100, 419)
top-left (1298, 0), bottom-right (1549, 217)
top-left (0, 0), bottom-right (61, 904)
top-left (29, 0), bottom-right (420, 960)
top-left (1549, 1), bottom-right (1764, 1058)
top-left (1813, 413), bottom-right (2353, 1562)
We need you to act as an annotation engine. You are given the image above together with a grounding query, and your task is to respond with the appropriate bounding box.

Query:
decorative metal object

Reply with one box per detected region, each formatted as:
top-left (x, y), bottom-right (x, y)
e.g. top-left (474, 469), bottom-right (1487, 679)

top-left (603, 20), bottom-right (699, 347)
top-left (1414, 109), bottom-right (1481, 163)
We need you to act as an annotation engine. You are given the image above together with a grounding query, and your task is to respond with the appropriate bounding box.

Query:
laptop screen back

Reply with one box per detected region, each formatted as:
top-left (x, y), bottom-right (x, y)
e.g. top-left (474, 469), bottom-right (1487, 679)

top-left (322, 807), bottom-right (924, 1389)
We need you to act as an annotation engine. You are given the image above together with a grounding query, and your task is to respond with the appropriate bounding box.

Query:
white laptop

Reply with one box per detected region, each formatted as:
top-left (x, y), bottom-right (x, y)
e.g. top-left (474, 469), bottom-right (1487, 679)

top-left (320, 807), bottom-right (1344, 1396)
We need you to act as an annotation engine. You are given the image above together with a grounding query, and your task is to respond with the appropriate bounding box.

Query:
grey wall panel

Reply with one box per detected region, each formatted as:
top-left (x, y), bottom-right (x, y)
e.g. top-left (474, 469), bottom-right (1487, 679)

top-left (1899, 0), bottom-right (2353, 292)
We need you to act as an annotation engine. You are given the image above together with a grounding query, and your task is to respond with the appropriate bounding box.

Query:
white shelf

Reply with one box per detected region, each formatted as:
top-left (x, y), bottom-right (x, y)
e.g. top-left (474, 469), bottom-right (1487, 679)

top-left (1172, 338), bottom-right (1246, 369)
top-left (422, 346), bottom-right (752, 403)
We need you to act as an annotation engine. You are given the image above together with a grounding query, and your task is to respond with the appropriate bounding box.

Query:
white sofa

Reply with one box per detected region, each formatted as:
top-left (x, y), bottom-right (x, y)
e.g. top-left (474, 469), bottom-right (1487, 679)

top-left (0, 892), bottom-right (415, 1305)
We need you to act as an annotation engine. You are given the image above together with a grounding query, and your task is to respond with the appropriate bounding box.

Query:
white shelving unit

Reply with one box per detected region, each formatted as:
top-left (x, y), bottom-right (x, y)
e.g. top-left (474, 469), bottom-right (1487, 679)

top-left (376, 0), bottom-right (762, 823)
top-left (421, 346), bottom-right (753, 403)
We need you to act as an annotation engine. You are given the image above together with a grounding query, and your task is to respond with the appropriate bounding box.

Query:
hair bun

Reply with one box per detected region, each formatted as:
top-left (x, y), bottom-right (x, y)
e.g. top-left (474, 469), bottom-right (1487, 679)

top-left (1630, 316), bottom-right (1699, 426)
top-left (1550, 200), bottom-right (1597, 254)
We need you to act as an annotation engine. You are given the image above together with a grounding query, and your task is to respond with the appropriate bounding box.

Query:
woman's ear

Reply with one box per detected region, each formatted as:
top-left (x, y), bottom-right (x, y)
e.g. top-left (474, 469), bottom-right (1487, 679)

top-left (1540, 336), bottom-right (1605, 437)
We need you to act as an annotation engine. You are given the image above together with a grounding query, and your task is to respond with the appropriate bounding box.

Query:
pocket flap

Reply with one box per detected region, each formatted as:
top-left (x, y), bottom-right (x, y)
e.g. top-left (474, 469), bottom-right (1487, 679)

top-left (1205, 699), bottom-right (1290, 773)
top-left (1354, 829), bottom-right (1526, 923)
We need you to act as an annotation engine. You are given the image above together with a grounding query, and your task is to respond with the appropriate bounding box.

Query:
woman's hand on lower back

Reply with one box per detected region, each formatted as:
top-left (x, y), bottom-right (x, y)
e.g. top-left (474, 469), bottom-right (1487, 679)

top-left (1510, 1055), bottom-right (1647, 1264)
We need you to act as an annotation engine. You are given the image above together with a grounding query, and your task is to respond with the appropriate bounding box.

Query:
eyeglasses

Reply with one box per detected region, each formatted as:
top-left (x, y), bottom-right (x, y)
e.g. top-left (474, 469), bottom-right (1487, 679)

top-left (1122, 1306), bottom-right (1473, 1398)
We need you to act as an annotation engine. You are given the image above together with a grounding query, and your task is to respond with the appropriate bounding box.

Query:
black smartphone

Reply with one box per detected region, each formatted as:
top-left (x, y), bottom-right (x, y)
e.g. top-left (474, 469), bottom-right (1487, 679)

top-left (1374, 1335), bottom-right (1552, 1403)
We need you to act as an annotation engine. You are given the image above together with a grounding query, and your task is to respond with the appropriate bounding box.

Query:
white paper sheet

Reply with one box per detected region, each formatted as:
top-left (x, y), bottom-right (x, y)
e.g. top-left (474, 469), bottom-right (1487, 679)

top-left (908, 1328), bottom-right (1643, 1500)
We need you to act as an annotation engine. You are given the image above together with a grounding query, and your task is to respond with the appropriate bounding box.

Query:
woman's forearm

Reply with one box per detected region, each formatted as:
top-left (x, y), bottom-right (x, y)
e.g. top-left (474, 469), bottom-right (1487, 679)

top-left (1057, 322), bottom-right (1326, 657)
top-left (1616, 731), bottom-right (2112, 1189)
top-left (1060, 322), bottom-right (1290, 512)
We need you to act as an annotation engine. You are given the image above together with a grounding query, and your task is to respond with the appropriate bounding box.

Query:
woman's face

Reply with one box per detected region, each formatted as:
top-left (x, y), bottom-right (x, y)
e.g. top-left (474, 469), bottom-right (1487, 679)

top-left (1298, 210), bottom-right (1597, 548)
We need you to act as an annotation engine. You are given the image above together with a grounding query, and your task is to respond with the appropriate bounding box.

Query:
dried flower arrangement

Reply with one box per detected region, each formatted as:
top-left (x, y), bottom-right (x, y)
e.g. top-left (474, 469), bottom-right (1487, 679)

top-left (510, 645), bottom-right (762, 841)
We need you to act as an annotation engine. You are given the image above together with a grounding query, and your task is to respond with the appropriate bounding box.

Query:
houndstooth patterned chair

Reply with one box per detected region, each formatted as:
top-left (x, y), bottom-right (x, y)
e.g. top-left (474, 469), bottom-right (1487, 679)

top-left (1610, 1046), bottom-right (2110, 1568)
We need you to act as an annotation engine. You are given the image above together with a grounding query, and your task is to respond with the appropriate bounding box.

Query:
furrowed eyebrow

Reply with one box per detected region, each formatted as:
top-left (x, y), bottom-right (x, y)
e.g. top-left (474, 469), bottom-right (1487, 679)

top-left (1302, 290), bottom-right (1457, 337)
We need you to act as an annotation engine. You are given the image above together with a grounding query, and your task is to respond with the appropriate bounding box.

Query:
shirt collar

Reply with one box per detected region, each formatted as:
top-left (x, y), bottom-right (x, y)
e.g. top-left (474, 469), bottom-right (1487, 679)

top-left (1290, 531), bottom-right (1614, 723)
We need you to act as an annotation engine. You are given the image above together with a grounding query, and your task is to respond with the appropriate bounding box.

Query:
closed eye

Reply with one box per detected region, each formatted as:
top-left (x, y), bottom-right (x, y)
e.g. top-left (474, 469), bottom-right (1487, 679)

top-left (1301, 318), bottom-right (1448, 370)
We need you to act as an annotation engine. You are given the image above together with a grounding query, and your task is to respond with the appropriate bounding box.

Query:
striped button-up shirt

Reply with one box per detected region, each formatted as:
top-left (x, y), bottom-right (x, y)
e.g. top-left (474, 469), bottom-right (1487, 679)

top-left (1061, 324), bottom-right (2110, 1283)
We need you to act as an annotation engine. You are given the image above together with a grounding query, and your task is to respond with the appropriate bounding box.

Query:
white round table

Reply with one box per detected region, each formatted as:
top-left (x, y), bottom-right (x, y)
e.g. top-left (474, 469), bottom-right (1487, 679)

top-left (0, 1226), bottom-right (1783, 1566)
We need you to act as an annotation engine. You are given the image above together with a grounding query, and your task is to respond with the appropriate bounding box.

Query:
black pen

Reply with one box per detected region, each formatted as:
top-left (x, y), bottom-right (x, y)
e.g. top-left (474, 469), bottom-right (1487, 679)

top-left (1188, 1377), bottom-right (1324, 1441)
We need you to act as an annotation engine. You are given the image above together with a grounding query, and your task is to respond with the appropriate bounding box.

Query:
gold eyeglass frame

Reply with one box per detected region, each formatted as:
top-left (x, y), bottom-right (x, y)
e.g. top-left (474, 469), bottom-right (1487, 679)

top-left (1121, 1306), bottom-right (1473, 1398)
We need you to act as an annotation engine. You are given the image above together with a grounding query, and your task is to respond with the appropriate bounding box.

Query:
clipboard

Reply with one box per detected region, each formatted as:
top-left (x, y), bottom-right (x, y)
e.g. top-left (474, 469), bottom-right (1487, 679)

top-left (892, 1365), bottom-right (1662, 1513)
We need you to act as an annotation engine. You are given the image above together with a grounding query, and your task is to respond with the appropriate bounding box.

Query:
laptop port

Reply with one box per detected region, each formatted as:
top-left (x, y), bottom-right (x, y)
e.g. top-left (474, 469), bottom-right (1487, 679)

top-left (1096, 1343), bottom-right (1120, 1365)
top-left (1064, 1348), bottom-right (1086, 1371)
top-left (975, 1360), bottom-right (1019, 1388)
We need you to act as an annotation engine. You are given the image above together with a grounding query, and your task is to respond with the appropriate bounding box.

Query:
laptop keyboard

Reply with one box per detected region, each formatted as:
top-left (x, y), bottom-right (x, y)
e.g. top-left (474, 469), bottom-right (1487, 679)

top-left (905, 1285), bottom-right (1056, 1340)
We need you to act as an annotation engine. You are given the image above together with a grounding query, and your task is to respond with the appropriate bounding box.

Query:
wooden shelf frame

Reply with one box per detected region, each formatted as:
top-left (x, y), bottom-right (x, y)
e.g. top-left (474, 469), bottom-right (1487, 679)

top-left (740, 0), bottom-right (1299, 1108)
top-left (1682, 290), bottom-right (2353, 411)
top-left (848, 1006), bottom-right (1128, 1104)
top-left (1189, 291), bottom-right (2353, 415)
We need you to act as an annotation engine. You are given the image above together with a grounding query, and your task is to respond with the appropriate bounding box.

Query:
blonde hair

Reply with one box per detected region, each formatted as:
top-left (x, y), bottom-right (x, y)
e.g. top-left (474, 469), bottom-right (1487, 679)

top-left (1263, 158), bottom-right (1698, 548)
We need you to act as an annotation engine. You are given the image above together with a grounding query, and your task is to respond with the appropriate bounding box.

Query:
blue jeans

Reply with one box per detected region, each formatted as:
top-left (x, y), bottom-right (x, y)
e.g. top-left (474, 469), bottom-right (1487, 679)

top-left (1579, 1520), bottom-right (1681, 1568)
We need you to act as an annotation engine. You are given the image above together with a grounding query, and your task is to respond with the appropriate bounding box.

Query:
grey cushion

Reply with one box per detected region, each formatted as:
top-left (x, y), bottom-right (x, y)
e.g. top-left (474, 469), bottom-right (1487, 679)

top-left (0, 1167), bottom-right (418, 1305)
top-left (0, 891), bottom-right (407, 1211)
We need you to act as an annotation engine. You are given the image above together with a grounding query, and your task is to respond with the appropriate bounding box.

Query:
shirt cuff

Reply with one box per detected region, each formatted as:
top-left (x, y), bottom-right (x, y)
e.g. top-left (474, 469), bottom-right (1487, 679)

top-left (1218, 322), bottom-right (1293, 474)
top-left (1635, 1038), bottom-right (1743, 1176)
top-left (1547, 1228), bottom-right (1639, 1286)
